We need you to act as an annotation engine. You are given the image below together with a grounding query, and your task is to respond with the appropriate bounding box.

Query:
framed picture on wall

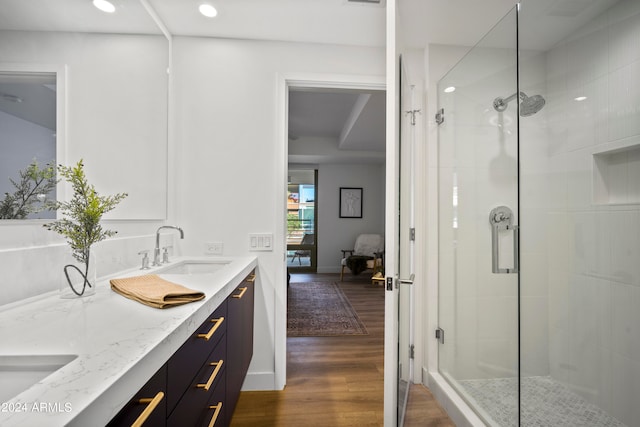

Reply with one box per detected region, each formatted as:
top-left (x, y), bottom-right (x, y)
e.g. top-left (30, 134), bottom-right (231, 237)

top-left (339, 187), bottom-right (363, 218)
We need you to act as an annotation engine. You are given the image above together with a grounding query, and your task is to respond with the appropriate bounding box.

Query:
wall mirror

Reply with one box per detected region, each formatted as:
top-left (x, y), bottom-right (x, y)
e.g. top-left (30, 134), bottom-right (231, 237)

top-left (0, 0), bottom-right (169, 221)
top-left (0, 69), bottom-right (58, 219)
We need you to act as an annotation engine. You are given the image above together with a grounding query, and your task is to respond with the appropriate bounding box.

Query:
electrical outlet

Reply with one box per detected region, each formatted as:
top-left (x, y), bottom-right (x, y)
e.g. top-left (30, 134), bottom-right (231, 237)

top-left (205, 241), bottom-right (224, 255)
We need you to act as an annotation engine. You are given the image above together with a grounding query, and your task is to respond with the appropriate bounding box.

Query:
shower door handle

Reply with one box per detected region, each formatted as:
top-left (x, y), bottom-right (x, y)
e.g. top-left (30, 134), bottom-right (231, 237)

top-left (490, 206), bottom-right (519, 274)
top-left (398, 273), bottom-right (415, 285)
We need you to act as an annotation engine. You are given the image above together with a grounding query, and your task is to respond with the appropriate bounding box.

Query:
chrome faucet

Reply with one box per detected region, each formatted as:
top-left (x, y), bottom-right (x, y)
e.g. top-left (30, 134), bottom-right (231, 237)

top-left (153, 226), bottom-right (184, 266)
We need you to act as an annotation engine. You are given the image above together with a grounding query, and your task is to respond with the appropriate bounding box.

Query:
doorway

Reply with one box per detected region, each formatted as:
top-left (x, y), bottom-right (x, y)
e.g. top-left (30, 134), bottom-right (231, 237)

top-left (279, 75), bottom-right (387, 418)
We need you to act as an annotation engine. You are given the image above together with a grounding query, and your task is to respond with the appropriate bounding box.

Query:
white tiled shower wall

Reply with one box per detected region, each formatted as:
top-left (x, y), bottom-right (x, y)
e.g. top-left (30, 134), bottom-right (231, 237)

top-left (535, 1), bottom-right (640, 424)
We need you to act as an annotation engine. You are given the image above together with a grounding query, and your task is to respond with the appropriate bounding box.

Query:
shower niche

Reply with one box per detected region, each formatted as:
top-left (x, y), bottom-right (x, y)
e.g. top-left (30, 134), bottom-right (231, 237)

top-left (593, 140), bottom-right (640, 205)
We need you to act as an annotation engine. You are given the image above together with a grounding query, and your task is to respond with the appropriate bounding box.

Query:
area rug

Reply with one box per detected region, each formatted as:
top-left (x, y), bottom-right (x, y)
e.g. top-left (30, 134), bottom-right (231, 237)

top-left (287, 282), bottom-right (368, 337)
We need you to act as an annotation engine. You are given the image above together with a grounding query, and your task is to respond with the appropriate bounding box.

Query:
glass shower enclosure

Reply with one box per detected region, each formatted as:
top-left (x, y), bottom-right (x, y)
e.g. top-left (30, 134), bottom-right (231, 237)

top-left (437, 0), bottom-right (640, 425)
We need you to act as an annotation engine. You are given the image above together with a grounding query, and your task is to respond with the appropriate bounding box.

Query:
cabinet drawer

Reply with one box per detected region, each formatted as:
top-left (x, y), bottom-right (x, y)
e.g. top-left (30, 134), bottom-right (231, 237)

top-left (167, 301), bottom-right (227, 412)
top-left (107, 364), bottom-right (167, 427)
top-left (167, 339), bottom-right (226, 427)
top-left (198, 378), bottom-right (226, 427)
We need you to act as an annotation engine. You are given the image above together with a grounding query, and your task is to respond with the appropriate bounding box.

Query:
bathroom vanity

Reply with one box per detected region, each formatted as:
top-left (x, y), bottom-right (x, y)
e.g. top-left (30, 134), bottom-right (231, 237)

top-left (108, 268), bottom-right (255, 427)
top-left (0, 256), bottom-right (257, 427)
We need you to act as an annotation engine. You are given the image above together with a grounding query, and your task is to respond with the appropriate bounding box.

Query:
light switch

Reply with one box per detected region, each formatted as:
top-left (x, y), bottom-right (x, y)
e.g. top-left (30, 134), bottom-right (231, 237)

top-left (248, 233), bottom-right (274, 251)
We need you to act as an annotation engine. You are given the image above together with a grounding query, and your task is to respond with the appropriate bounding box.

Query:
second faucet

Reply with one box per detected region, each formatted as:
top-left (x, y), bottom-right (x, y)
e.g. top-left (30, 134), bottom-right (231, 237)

top-left (153, 226), bottom-right (184, 266)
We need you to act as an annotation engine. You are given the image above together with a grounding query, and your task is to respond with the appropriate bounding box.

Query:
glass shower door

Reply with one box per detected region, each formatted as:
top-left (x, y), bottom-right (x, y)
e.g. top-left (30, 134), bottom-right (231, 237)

top-left (397, 56), bottom-right (415, 426)
top-left (437, 7), bottom-right (520, 426)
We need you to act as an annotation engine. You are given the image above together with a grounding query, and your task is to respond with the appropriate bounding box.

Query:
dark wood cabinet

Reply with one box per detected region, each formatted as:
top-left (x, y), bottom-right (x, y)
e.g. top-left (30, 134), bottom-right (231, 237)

top-left (167, 301), bottom-right (227, 413)
top-left (167, 336), bottom-right (226, 427)
top-left (107, 364), bottom-right (167, 427)
top-left (109, 270), bottom-right (255, 427)
top-left (225, 272), bottom-right (255, 425)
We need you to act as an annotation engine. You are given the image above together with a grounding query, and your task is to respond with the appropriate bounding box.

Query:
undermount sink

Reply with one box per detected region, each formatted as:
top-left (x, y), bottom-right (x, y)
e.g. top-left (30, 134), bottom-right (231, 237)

top-left (0, 354), bottom-right (78, 402)
top-left (157, 260), bottom-right (230, 275)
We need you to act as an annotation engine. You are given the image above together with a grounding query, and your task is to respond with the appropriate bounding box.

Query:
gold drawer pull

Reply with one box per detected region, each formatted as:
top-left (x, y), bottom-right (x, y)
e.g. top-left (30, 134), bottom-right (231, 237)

top-left (133, 391), bottom-right (164, 427)
top-left (207, 403), bottom-right (223, 427)
top-left (232, 286), bottom-right (248, 299)
top-left (197, 317), bottom-right (224, 341)
top-left (196, 360), bottom-right (224, 391)
top-left (246, 274), bottom-right (256, 283)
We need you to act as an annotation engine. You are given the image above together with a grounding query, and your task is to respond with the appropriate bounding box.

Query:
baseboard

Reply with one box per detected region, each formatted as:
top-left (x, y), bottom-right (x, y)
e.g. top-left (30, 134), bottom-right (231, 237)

top-left (241, 371), bottom-right (280, 391)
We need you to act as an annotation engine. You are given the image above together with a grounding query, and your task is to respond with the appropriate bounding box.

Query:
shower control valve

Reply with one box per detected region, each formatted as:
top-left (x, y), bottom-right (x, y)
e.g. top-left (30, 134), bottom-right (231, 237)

top-left (493, 211), bottom-right (510, 223)
top-left (490, 206), bottom-right (513, 226)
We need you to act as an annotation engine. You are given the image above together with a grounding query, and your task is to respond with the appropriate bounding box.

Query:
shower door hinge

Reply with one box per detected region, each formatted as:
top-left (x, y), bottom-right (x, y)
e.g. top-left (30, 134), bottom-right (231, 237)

top-left (435, 327), bottom-right (445, 344)
top-left (409, 227), bottom-right (416, 241)
top-left (435, 108), bottom-right (444, 125)
top-left (410, 344), bottom-right (415, 359)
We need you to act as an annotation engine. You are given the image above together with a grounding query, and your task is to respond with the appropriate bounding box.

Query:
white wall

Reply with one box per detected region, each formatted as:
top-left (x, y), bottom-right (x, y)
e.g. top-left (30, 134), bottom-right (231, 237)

top-left (171, 36), bottom-right (385, 389)
top-left (317, 163), bottom-right (385, 273)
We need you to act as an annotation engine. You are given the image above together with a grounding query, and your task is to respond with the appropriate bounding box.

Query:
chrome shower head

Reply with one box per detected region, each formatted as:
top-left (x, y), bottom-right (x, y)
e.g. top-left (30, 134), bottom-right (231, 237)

top-left (493, 91), bottom-right (545, 116)
top-left (519, 94), bottom-right (545, 116)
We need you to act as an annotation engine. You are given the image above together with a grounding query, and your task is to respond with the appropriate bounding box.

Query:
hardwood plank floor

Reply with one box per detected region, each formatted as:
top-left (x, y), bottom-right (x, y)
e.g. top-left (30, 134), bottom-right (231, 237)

top-left (404, 384), bottom-right (456, 427)
top-left (230, 273), bottom-right (454, 427)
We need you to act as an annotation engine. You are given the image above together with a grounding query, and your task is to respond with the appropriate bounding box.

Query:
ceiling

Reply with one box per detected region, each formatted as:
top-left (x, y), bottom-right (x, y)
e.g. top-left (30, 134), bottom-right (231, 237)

top-left (0, 0), bottom-right (386, 46)
top-left (0, 0), bottom-right (161, 34)
top-left (149, 0), bottom-right (386, 46)
top-left (1, 0), bottom-right (540, 165)
top-left (288, 89), bottom-right (386, 165)
top-left (0, 0), bottom-right (614, 49)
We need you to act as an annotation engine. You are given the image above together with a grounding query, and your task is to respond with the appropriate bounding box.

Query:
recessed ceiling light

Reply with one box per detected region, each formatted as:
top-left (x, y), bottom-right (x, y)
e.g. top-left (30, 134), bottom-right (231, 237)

top-left (199, 4), bottom-right (218, 18)
top-left (444, 86), bottom-right (456, 93)
top-left (93, 0), bottom-right (116, 13)
top-left (574, 96), bottom-right (587, 101)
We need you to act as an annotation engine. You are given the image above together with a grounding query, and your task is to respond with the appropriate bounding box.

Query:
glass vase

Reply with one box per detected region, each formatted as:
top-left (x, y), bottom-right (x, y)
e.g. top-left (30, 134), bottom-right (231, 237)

top-left (60, 247), bottom-right (97, 299)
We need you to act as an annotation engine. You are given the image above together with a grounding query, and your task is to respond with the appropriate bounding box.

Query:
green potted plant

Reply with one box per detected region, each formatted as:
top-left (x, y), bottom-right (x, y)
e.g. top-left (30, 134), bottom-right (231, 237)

top-left (44, 160), bottom-right (127, 298)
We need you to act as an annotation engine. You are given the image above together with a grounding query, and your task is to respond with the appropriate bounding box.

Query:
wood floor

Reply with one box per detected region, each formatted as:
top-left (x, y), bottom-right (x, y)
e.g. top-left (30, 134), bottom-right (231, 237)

top-left (229, 273), bottom-right (454, 427)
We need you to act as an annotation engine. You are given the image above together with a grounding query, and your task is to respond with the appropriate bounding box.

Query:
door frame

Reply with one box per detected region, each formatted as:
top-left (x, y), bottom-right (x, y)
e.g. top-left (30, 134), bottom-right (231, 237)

top-left (276, 71), bottom-right (391, 414)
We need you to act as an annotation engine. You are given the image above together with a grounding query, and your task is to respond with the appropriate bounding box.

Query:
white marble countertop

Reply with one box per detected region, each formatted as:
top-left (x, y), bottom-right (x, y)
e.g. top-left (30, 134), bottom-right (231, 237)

top-left (0, 255), bottom-right (257, 427)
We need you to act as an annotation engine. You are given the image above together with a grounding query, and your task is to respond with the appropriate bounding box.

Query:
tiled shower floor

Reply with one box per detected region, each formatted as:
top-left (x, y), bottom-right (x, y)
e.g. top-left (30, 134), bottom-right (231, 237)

top-left (458, 376), bottom-right (626, 427)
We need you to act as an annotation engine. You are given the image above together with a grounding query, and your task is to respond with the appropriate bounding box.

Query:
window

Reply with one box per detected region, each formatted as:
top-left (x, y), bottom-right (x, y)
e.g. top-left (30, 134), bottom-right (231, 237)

top-left (286, 170), bottom-right (317, 271)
